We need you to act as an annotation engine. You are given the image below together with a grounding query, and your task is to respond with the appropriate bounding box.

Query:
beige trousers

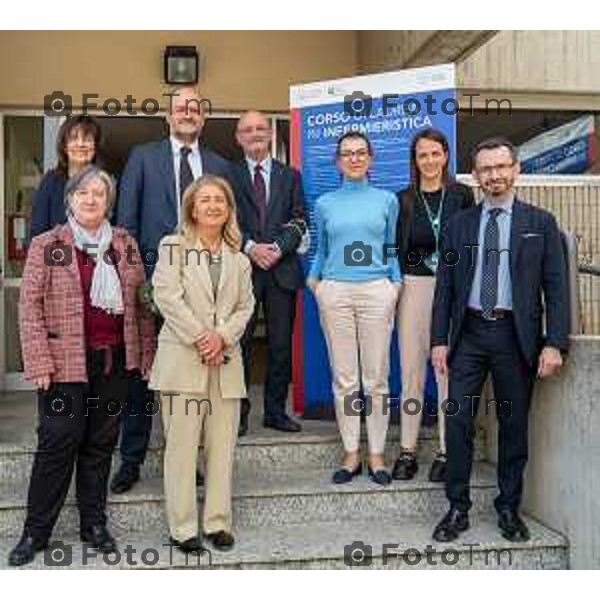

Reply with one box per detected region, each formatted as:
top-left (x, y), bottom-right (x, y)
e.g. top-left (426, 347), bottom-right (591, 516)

top-left (397, 275), bottom-right (447, 454)
top-left (161, 369), bottom-right (240, 541)
top-left (316, 278), bottom-right (398, 454)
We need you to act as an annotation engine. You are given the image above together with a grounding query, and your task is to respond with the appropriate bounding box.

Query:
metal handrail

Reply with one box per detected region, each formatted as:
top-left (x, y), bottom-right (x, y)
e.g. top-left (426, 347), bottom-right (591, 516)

top-left (579, 264), bottom-right (600, 277)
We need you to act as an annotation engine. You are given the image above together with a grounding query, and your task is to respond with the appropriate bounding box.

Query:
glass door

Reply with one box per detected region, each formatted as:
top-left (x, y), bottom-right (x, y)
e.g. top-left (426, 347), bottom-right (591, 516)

top-left (1, 114), bottom-right (50, 389)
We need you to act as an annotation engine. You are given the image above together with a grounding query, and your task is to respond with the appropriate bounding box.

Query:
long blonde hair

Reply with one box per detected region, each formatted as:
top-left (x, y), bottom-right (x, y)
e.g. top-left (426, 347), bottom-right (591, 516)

top-left (180, 175), bottom-right (242, 251)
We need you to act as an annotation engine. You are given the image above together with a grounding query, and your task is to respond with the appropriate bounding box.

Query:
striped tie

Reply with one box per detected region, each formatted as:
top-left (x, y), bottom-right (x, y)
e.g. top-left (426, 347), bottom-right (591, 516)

top-left (480, 208), bottom-right (503, 319)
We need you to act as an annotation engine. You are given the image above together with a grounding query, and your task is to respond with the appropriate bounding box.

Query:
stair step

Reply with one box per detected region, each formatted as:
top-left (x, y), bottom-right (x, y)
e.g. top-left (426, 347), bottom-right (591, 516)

top-left (0, 463), bottom-right (498, 538)
top-left (0, 514), bottom-right (567, 569)
top-left (0, 423), bottom-right (486, 481)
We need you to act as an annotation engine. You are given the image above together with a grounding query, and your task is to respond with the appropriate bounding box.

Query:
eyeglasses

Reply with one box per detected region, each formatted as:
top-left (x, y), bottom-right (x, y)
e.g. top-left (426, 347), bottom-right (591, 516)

top-left (238, 125), bottom-right (271, 135)
top-left (74, 189), bottom-right (106, 200)
top-left (338, 149), bottom-right (370, 161)
top-left (67, 139), bottom-right (95, 148)
top-left (477, 163), bottom-right (515, 176)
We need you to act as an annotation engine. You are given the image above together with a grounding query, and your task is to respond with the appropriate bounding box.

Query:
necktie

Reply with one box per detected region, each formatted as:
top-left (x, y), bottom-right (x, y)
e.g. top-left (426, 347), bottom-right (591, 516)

top-left (480, 208), bottom-right (503, 319)
top-left (180, 146), bottom-right (194, 200)
top-left (253, 164), bottom-right (267, 238)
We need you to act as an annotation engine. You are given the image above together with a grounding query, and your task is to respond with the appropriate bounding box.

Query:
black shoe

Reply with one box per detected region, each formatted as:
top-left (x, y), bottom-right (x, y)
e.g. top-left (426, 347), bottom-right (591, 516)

top-left (196, 470), bottom-right (204, 487)
top-left (428, 453), bottom-right (447, 483)
top-left (392, 451), bottom-right (418, 480)
top-left (497, 510), bottom-right (530, 542)
top-left (169, 535), bottom-right (207, 555)
top-left (263, 414), bottom-right (302, 433)
top-left (238, 411), bottom-right (249, 437)
top-left (204, 530), bottom-right (235, 551)
top-left (332, 463), bottom-right (362, 484)
top-left (110, 463), bottom-right (140, 494)
top-left (8, 534), bottom-right (48, 567)
top-left (368, 466), bottom-right (392, 486)
top-left (432, 508), bottom-right (470, 542)
top-left (80, 525), bottom-right (117, 553)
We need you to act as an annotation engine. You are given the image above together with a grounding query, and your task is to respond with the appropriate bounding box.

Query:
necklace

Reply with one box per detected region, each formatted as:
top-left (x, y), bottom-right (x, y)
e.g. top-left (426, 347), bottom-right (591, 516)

top-left (416, 188), bottom-right (446, 274)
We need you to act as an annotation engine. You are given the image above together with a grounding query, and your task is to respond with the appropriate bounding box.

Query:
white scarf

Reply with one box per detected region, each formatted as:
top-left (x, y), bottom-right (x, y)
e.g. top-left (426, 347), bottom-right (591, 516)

top-left (68, 215), bottom-right (124, 315)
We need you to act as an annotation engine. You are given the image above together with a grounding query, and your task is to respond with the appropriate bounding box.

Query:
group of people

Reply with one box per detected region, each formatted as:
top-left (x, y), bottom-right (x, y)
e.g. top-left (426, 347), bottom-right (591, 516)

top-left (7, 85), bottom-right (570, 567)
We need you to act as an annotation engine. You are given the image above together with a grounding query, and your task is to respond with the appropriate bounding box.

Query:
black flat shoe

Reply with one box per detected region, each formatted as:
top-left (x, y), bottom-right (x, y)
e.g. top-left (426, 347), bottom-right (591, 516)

top-left (432, 508), bottom-right (470, 542)
top-left (169, 535), bottom-right (207, 554)
top-left (428, 453), bottom-right (447, 483)
top-left (204, 530), bottom-right (235, 551)
top-left (263, 414), bottom-right (302, 433)
top-left (239, 399), bottom-right (250, 437)
top-left (196, 469), bottom-right (204, 487)
top-left (80, 525), bottom-right (117, 553)
top-left (332, 463), bottom-right (362, 484)
top-left (110, 463), bottom-right (140, 494)
top-left (498, 510), bottom-right (530, 542)
top-left (368, 466), bottom-right (392, 486)
top-left (8, 534), bottom-right (48, 567)
top-left (392, 451), bottom-right (418, 480)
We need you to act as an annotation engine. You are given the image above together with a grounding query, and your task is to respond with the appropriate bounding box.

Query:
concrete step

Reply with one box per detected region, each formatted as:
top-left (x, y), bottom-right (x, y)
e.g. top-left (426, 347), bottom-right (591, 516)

top-left (0, 422), bottom-right (486, 481)
top-left (0, 514), bottom-right (567, 569)
top-left (0, 463), bottom-right (498, 538)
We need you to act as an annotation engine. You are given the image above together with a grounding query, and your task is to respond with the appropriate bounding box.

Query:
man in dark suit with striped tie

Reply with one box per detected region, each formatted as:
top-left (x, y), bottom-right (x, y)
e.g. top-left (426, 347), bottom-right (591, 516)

top-left (112, 86), bottom-right (230, 494)
top-left (230, 111), bottom-right (307, 435)
top-left (430, 138), bottom-right (570, 543)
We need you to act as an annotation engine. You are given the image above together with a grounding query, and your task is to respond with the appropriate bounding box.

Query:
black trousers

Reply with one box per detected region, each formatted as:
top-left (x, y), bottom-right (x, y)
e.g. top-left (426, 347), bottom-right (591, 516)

top-left (24, 346), bottom-right (128, 542)
top-left (117, 372), bottom-right (153, 466)
top-left (446, 314), bottom-right (535, 513)
top-left (241, 269), bottom-right (297, 420)
top-left (117, 315), bottom-right (161, 466)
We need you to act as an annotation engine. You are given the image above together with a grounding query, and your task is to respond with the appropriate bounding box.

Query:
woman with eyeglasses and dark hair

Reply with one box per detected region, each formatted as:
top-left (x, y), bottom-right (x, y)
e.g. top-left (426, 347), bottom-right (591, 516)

top-left (307, 131), bottom-right (401, 486)
top-left (392, 128), bottom-right (475, 483)
top-left (30, 114), bottom-right (101, 238)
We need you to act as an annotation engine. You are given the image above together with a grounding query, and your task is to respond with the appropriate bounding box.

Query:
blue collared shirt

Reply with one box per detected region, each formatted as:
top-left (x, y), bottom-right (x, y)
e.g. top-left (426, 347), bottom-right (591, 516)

top-left (468, 197), bottom-right (514, 311)
top-left (246, 155), bottom-right (272, 203)
top-left (170, 136), bottom-right (203, 225)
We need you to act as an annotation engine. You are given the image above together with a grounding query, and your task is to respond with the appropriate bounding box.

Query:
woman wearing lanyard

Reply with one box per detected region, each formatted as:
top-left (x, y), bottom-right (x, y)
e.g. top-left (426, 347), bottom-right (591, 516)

top-left (307, 131), bottom-right (401, 486)
top-left (393, 128), bottom-right (474, 482)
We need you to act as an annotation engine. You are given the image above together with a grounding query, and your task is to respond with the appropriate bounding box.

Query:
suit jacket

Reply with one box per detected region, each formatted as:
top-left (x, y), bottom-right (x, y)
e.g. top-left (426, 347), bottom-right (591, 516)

top-left (30, 171), bottom-right (68, 240)
top-left (19, 224), bottom-right (156, 383)
top-left (149, 235), bottom-right (255, 396)
top-left (116, 138), bottom-right (230, 271)
top-left (431, 198), bottom-right (570, 367)
top-left (230, 158), bottom-right (306, 291)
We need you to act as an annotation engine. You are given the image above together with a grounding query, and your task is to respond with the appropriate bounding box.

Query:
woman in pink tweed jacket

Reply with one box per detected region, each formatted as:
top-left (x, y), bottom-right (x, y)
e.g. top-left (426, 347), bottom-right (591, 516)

top-left (9, 165), bottom-right (155, 568)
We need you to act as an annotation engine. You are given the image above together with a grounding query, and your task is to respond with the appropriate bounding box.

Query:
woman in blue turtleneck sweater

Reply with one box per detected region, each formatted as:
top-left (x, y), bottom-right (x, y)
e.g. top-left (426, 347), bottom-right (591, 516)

top-left (307, 131), bottom-right (401, 486)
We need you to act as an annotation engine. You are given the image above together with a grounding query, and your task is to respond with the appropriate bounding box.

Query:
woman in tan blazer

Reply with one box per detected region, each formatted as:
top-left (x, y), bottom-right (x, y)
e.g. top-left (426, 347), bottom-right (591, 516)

top-left (150, 175), bottom-right (254, 554)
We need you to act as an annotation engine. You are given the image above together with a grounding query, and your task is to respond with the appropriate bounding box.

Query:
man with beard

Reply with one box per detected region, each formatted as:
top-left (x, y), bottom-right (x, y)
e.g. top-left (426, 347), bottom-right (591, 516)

top-left (430, 138), bottom-right (569, 543)
top-left (113, 86), bottom-right (230, 494)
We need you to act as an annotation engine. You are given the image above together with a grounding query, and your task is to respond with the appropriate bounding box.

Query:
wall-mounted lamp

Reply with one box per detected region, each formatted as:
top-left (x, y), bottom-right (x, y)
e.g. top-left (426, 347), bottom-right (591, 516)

top-left (163, 46), bottom-right (199, 84)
